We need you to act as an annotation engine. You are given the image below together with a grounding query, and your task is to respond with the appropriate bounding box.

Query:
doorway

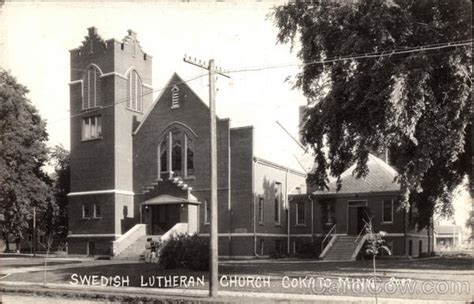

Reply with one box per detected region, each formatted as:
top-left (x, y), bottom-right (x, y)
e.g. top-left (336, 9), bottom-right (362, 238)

top-left (347, 201), bottom-right (369, 235)
top-left (150, 204), bottom-right (181, 235)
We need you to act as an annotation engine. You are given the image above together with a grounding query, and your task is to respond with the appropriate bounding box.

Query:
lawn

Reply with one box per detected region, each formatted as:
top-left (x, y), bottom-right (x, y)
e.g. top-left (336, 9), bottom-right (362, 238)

top-left (1, 257), bottom-right (82, 269)
top-left (1, 256), bottom-right (472, 301)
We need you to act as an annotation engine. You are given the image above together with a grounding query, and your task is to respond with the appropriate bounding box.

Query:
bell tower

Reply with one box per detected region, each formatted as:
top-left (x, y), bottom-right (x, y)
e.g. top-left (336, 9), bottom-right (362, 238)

top-left (67, 27), bottom-right (153, 255)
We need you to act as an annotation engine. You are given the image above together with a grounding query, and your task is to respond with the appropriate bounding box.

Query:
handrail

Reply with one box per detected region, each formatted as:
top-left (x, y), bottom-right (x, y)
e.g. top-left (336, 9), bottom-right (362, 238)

top-left (354, 223), bottom-right (368, 244)
top-left (321, 224), bottom-right (336, 253)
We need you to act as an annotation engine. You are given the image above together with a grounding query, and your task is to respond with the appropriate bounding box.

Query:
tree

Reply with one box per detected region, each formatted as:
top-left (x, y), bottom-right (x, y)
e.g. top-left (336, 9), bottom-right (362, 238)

top-left (48, 145), bottom-right (70, 248)
top-left (273, 0), bottom-right (471, 229)
top-left (0, 69), bottom-right (52, 252)
top-left (364, 217), bottom-right (391, 304)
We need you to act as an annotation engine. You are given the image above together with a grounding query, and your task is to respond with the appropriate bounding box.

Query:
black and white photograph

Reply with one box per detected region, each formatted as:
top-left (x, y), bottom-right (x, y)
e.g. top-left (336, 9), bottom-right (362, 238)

top-left (0, 0), bottom-right (472, 303)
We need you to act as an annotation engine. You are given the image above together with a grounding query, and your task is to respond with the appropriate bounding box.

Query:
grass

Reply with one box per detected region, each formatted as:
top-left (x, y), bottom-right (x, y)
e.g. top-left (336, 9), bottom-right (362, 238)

top-left (1, 256), bottom-right (472, 301)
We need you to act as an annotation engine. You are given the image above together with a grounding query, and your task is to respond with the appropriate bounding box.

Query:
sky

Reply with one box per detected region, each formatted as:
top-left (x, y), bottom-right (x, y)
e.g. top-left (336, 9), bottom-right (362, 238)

top-left (1, 1), bottom-right (470, 228)
top-left (0, 1), bottom-right (307, 166)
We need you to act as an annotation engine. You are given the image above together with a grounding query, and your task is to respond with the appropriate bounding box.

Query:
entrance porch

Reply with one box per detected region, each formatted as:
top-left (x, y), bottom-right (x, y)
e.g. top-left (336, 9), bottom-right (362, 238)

top-left (141, 194), bottom-right (199, 235)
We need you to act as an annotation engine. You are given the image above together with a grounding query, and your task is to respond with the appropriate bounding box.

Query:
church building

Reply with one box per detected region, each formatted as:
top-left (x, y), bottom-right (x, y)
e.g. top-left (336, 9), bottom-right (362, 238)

top-left (67, 28), bottom-right (430, 259)
top-left (67, 27), bottom-right (306, 258)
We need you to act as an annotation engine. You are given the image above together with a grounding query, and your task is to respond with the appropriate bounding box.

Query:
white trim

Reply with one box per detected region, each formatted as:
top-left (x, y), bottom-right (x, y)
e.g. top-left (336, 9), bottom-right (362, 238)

top-left (158, 121), bottom-right (199, 138)
top-left (198, 233), bottom-right (292, 237)
top-left (133, 74), bottom-right (176, 135)
top-left (382, 199), bottom-right (394, 224)
top-left (204, 200), bottom-right (210, 225)
top-left (385, 233), bottom-right (405, 237)
top-left (100, 71), bottom-right (127, 80)
top-left (68, 234), bottom-right (119, 238)
top-left (295, 200), bottom-right (306, 226)
top-left (100, 71), bottom-right (152, 88)
top-left (253, 157), bottom-right (306, 177)
top-left (69, 79), bottom-right (83, 86)
top-left (67, 189), bottom-right (134, 197)
top-left (84, 63), bottom-right (104, 76)
top-left (274, 182), bottom-right (282, 225)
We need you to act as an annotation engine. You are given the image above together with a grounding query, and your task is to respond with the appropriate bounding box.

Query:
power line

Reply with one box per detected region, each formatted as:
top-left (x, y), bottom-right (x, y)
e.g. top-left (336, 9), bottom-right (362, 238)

top-left (227, 39), bottom-right (473, 74)
top-left (50, 72), bottom-right (208, 123)
top-left (52, 39), bottom-right (472, 124)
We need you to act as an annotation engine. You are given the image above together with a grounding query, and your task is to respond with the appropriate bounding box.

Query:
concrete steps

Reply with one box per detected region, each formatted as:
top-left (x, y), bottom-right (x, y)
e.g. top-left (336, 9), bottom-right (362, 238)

top-left (323, 236), bottom-right (359, 261)
top-left (114, 235), bottom-right (148, 260)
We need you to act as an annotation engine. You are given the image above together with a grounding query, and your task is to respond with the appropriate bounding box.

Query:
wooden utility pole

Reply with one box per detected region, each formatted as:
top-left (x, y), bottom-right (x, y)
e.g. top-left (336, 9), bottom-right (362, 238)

top-left (183, 56), bottom-right (229, 297)
top-left (33, 206), bottom-right (36, 257)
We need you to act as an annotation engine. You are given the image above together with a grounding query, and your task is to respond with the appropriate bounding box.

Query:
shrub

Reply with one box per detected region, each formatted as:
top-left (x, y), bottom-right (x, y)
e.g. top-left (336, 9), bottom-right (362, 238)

top-left (159, 234), bottom-right (209, 270)
top-left (297, 241), bottom-right (320, 258)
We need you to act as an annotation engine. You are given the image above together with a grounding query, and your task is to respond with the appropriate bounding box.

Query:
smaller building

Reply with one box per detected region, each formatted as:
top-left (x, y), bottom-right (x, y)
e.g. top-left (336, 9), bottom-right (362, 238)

top-left (289, 154), bottom-right (431, 259)
top-left (434, 224), bottom-right (463, 251)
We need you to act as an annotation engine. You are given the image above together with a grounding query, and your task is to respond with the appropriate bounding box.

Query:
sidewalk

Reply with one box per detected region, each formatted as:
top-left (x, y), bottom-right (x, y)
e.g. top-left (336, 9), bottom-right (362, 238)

top-left (0, 280), bottom-right (469, 304)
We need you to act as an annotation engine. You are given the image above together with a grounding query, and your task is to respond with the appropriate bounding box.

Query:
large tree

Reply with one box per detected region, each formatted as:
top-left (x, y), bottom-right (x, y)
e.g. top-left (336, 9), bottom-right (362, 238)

top-left (273, 0), bottom-right (471, 229)
top-left (47, 145), bottom-right (70, 248)
top-left (0, 69), bottom-right (52, 251)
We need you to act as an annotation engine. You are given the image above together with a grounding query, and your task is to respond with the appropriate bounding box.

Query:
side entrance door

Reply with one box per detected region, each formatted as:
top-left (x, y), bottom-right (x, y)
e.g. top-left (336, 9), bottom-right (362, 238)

top-left (347, 201), bottom-right (369, 235)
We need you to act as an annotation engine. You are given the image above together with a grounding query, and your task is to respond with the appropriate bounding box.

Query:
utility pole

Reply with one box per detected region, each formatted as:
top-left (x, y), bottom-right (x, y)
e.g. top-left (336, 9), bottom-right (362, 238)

top-left (33, 206), bottom-right (36, 257)
top-left (183, 55), bottom-right (229, 297)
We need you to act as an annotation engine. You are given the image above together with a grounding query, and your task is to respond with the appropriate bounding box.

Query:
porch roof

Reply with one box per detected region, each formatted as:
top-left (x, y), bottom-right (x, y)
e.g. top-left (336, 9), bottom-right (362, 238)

top-left (313, 154), bottom-right (400, 196)
top-left (141, 193), bottom-right (200, 205)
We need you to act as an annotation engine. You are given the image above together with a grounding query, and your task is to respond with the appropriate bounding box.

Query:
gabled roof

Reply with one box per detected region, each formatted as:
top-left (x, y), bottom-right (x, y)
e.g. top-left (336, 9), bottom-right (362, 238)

top-left (314, 154), bottom-right (400, 195)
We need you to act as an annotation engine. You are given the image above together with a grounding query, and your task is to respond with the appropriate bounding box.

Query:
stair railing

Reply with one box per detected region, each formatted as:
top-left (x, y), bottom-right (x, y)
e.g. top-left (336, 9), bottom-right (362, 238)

top-left (321, 224), bottom-right (336, 253)
top-left (354, 223), bottom-right (368, 244)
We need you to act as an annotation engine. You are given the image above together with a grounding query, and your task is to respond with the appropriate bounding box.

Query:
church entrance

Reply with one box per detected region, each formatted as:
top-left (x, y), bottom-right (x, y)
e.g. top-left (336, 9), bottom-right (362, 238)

top-left (150, 204), bottom-right (181, 235)
top-left (347, 201), bottom-right (369, 235)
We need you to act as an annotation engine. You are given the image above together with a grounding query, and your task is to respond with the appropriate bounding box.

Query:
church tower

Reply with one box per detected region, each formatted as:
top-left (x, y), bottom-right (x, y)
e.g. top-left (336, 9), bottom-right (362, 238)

top-left (67, 27), bottom-right (152, 255)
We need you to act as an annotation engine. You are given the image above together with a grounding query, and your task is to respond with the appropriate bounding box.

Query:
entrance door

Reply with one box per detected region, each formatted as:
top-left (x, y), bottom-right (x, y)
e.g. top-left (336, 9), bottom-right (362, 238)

top-left (151, 205), bottom-right (181, 235)
top-left (347, 201), bottom-right (368, 235)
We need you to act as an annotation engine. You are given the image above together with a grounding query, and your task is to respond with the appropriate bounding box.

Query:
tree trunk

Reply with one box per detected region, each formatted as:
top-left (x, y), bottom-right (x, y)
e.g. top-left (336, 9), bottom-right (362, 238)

top-left (4, 237), bottom-right (10, 252)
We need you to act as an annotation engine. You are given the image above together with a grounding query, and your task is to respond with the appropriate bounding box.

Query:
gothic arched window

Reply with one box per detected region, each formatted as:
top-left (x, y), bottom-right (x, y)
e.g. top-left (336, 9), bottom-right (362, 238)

top-left (82, 65), bottom-right (101, 109)
top-left (126, 70), bottom-right (143, 112)
top-left (158, 127), bottom-right (195, 179)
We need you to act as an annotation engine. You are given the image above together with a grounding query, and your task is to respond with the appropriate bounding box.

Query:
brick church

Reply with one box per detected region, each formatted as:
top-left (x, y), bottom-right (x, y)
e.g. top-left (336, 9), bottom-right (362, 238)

top-left (67, 28), bottom-right (430, 259)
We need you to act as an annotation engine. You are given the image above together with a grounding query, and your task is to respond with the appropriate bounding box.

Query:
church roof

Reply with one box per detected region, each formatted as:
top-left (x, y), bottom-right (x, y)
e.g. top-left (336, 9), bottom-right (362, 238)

top-left (313, 154), bottom-right (400, 196)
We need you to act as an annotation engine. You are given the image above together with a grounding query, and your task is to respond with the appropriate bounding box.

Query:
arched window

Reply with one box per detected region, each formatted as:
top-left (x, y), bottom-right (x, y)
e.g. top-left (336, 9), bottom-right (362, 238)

top-left (158, 127), bottom-right (195, 179)
top-left (126, 70), bottom-right (143, 112)
top-left (82, 65), bottom-right (101, 109)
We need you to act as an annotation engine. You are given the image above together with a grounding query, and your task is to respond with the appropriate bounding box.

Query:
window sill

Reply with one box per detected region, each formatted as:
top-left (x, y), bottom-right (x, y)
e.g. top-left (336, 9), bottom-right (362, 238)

top-left (81, 217), bottom-right (90, 220)
top-left (274, 223), bottom-right (281, 227)
top-left (92, 217), bottom-right (102, 220)
top-left (184, 176), bottom-right (196, 181)
top-left (259, 222), bottom-right (264, 226)
top-left (204, 223), bottom-right (210, 226)
top-left (126, 107), bottom-right (143, 114)
top-left (381, 221), bottom-right (393, 225)
top-left (82, 137), bottom-right (103, 142)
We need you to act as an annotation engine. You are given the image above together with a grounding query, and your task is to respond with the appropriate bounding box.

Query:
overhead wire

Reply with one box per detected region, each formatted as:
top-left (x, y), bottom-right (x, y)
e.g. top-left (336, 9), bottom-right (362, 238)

top-left (49, 38), bottom-right (472, 124)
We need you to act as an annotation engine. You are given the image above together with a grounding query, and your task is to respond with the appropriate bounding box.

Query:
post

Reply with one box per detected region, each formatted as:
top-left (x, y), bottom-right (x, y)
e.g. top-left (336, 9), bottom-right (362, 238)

top-left (33, 206), bottom-right (36, 257)
top-left (208, 59), bottom-right (218, 297)
top-left (183, 56), bottom-right (229, 297)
